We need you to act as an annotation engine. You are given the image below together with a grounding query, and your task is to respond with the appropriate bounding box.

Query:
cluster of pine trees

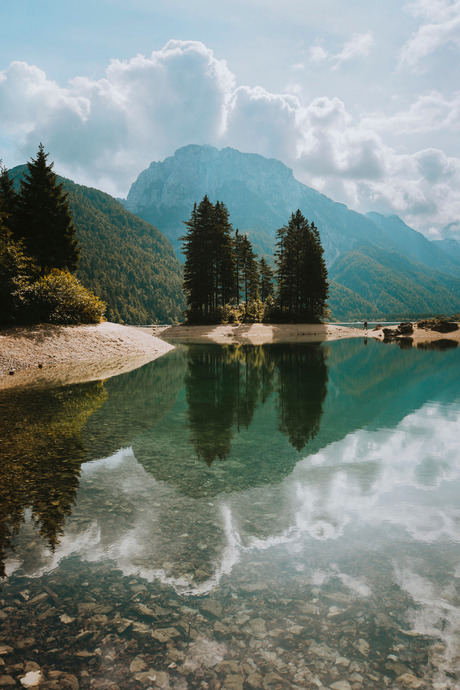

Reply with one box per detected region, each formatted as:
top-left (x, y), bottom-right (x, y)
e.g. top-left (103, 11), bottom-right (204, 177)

top-left (181, 196), bottom-right (328, 324)
top-left (0, 145), bottom-right (105, 326)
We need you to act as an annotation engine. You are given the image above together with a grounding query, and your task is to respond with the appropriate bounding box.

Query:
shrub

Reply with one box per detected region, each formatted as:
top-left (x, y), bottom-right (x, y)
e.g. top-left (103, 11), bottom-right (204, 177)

top-left (22, 269), bottom-right (106, 324)
top-left (0, 230), bottom-right (37, 326)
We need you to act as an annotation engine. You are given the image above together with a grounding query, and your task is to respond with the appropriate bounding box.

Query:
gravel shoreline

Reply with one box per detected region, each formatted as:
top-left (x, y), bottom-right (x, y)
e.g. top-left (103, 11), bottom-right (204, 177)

top-left (1, 320), bottom-right (458, 390)
top-left (0, 322), bottom-right (173, 389)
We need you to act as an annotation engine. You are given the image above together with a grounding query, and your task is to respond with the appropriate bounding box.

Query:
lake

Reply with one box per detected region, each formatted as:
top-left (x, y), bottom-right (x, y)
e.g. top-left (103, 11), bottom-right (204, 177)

top-left (1, 338), bottom-right (459, 689)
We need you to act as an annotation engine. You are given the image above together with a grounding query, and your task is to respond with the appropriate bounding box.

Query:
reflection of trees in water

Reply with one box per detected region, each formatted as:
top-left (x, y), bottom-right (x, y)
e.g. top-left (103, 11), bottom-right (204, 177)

top-left (276, 345), bottom-right (328, 452)
top-left (417, 339), bottom-right (458, 351)
top-left (185, 347), bottom-right (238, 464)
top-left (185, 346), bottom-right (275, 464)
top-left (0, 382), bottom-right (107, 577)
top-left (185, 344), bottom-right (328, 463)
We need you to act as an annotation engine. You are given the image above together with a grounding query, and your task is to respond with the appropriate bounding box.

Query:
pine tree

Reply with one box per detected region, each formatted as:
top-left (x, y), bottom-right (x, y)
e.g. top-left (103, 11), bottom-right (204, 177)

top-left (15, 144), bottom-right (79, 273)
top-left (239, 234), bottom-right (259, 303)
top-left (275, 210), bottom-right (328, 322)
top-left (182, 195), bottom-right (233, 322)
top-left (213, 201), bottom-right (236, 310)
top-left (0, 226), bottom-right (35, 325)
top-left (259, 257), bottom-right (275, 302)
top-left (0, 164), bottom-right (18, 235)
top-left (233, 229), bottom-right (244, 305)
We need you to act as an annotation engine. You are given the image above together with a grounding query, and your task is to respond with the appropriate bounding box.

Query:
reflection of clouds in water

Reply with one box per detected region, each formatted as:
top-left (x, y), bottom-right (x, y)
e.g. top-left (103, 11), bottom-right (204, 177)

top-left (5, 399), bottom-right (460, 684)
top-left (310, 568), bottom-right (372, 598)
top-left (395, 566), bottom-right (460, 687)
top-left (291, 401), bottom-right (460, 545)
top-left (6, 401), bottom-right (460, 593)
top-left (81, 447), bottom-right (131, 474)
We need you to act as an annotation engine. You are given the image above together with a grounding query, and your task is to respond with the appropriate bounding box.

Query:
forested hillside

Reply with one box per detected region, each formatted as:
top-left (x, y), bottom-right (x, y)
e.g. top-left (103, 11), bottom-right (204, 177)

top-left (9, 166), bottom-right (185, 324)
top-left (329, 244), bottom-right (460, 319)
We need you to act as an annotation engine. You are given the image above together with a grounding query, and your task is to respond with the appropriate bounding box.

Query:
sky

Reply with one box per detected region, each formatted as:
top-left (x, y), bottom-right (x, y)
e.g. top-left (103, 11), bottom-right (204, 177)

top-left (1, 0), bottom-right (460, 238)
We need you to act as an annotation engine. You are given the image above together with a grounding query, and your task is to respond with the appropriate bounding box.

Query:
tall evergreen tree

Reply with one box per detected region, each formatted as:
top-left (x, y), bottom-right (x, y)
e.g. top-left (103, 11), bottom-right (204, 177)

top-left (182, 198), bottom-right (262, 322)
top-left (213, 201), bottom-right (236, 309)
top-left (0, 164), bottom-right (18, 234)
top-left (15, 144), bottom-right (79, 273)
top-left (259, 257), bottom-right (275, 302)
top-left (239, 234), bottom-right (259, 304)
top-left (181, 196), bottom-right (236, 322)
top-left (233, 229), bottom-right (244, 305)
top-left (275, 210), bottom-right (328, 322)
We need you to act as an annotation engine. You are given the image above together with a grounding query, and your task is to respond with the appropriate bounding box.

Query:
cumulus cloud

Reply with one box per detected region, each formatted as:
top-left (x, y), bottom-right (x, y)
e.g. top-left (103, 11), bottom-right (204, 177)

top-left (224, 86), bottom-right (300, 162)
top-left (363, 90), bottom-right (460, 134)
top-left (0, 40), bottom-right (234, 196)
top-left (441, 220), bottom-right (460, 238)
top-left (1, 39), bottom-right (460, 232)
top-left (296, 96), bottom-right (387, 180)
top-left (400, 0), bottom-right (460, 68)
top-left (309, 32), bottom-right (375, 69)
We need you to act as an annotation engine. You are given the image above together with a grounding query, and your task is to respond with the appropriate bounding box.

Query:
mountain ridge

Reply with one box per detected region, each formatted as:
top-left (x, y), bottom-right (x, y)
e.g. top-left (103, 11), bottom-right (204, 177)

top-left (125, 144), bottom-right (460, 320)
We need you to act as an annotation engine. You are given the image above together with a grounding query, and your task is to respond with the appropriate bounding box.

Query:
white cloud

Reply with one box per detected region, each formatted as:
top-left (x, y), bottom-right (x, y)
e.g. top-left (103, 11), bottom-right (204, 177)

top-left (363, 91), bottom-right (460, 134)
top-left (224, 86), bottom-right (300, 162)
top-left (309, 32), bottom-right (375, 69)
top-left (1, 39), bottom-right (460, 232)
top-left (400, 0), bottom-right (460, 68)
top-left (296, 96), bottom-right (387, 180)
top-left (0, 41), bottom-right (234, 196)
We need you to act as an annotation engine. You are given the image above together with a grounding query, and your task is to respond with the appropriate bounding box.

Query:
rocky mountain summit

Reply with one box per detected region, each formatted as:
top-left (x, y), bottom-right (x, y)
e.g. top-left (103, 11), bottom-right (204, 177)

top-left (125, 144), bottom-right (390, 264)
top-left (125, 145), bottom-right (460, 320)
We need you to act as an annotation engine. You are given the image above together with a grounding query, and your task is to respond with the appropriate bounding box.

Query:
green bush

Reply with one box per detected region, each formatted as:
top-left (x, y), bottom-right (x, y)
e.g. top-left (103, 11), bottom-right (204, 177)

top-left (22, 269), bottom-right (106, 324)
top-left (0, 230), bottom-right (37, 326)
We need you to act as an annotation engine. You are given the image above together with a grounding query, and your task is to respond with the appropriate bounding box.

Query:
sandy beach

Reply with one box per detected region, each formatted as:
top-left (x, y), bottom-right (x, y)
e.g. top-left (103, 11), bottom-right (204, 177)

top-left (150, 321), bottom-right (460, 346)
top-left (1, 320), bottom-right (458, 390)
top-left (0, 322), bottom-right (173, 390)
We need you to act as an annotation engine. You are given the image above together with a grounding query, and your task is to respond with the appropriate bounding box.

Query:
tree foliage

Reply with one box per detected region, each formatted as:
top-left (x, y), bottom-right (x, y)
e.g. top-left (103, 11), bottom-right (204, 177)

top-left (259, 257), bottom-right (275, 302)
top-left (4, 152), bottom-right (185, 325)
top-left (15, 144), bottom-right (79, 273)
top-left (275, 209), bottom-right (328, 322)
top-left (22, 269), bottom-right (106, 325)
top-left (0, 228), bottom-right (36, 325)
top-left (65, 182), bottom-right (185, 324)
top-left (0, 148), bottom-right (106, 326)
top-left (181, 196), bottom-right (238, 323)
top-left (181, 201), bottom-right (329, 324)
top-left (0, 164), bottom-right (19, 229)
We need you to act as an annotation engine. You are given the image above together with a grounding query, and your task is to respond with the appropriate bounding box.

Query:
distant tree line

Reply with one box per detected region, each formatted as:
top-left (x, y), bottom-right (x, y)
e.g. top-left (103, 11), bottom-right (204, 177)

top-left (181, 196), bottom-right (328, 324)
top-left (0, 145), bottom-right (105, 326)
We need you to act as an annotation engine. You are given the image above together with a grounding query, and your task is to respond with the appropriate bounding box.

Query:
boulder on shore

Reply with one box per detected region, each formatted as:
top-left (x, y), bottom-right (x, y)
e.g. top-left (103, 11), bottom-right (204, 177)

top-left (417, 319), bottom-right (458, 333)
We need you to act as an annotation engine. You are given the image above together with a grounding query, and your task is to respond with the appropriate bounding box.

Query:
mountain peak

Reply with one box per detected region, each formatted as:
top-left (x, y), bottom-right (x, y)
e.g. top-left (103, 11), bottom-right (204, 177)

top-left (127, 144), bottom-right (297, 218)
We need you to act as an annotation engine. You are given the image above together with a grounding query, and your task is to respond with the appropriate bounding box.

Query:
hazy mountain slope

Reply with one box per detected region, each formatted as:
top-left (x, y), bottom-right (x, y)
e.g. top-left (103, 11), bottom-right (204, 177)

top-left (329, 244), bottom-right (460, 318)
top-left (327, 281), bottom-right (385, 321)
top-left (9, 166), bottom-right (185, 324)
top-left (432, 238), bottom-right (460, 267)
top-left (366, 212), bottom-right (460, 278)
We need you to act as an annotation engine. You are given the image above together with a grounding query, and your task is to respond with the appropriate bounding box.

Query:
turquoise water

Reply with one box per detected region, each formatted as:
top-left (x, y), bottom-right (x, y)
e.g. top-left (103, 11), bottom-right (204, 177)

top-left (0, 339), bottom-right (459, 688)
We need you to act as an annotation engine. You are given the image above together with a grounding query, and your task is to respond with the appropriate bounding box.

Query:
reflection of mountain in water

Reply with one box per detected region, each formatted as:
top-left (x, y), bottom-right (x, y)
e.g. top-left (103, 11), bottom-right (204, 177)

top-left (134, 339), bottom-right (460, 497)
top-left (318, 338), bottom-right (459, 445)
